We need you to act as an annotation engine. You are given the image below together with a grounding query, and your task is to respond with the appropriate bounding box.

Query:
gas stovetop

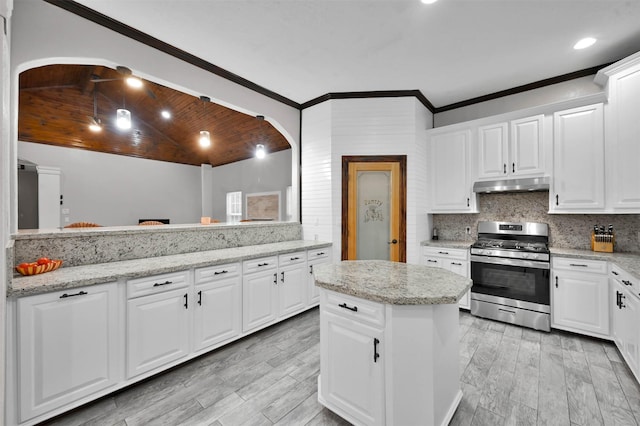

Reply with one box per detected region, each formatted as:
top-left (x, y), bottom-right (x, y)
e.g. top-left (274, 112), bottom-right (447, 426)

top-left (470, 221), bottom-right (550, 262)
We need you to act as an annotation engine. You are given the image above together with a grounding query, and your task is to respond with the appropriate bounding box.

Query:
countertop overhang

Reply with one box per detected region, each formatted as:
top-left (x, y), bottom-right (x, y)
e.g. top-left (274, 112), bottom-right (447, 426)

top-left (314, 260), bottom-right (471, 305)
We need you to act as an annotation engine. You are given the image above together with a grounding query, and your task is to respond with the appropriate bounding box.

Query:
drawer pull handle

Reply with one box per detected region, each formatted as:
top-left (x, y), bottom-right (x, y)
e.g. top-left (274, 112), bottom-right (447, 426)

top-left (281, 271), bottom-right (285, 283)
top-left (214, 270), bottom-right (228, 275)
top-left (258, 263), bottom-right (269, 267)
top-left (316, 252), bottom-right (325, 256)
top-left (623, 280), bottom-right (633, 286)
top-left (60, 291), bottom-right (87, 299)
top-left (373, 338), bottom-right (380, 363)
top-left (273, 273), bottom-right (278, 284)
top-left (290, 257), bottom-right (300, 261)
top-left (498, 308), bottom-right (516, 315)
top-left (438, 251), bottom-right (449, 255)
top-left (153, 280), bottom-right (173, 287)
top-left (569, 264), bottom-right (588, 268)
top-left (451, 262), bottom-right (462, 266)
top-left (612, 271), bottom-right (619, 276)
top-left (338, 302), bottom-right (358, 312)
top-left (184, 293), bottom-right (188, 309)
top-left (197, 290), bottom-right (202, 306)
top-left (309, 265), bottom-right (314, 274)
top-left (427, 259), bottom-right (438, 263)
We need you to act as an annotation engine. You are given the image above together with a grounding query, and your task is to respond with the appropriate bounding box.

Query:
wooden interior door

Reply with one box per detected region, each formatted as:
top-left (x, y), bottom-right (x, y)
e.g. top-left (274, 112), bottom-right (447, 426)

top-left (342, 156), bottom-right (406, 262)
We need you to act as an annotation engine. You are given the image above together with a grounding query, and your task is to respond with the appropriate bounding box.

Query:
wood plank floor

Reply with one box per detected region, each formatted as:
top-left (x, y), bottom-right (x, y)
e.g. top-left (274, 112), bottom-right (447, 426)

top-left (40, 309), bottom-right (640, 426)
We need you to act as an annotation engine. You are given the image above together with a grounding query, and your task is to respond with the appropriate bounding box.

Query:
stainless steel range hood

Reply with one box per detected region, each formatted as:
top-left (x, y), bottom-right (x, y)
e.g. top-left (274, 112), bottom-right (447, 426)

top-left (473, 176), bottom-right (550, 193)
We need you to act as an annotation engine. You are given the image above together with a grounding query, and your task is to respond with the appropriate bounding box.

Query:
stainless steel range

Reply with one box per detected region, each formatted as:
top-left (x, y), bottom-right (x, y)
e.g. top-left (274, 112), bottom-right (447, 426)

top-left (470, 221), bottom-right (551, 332)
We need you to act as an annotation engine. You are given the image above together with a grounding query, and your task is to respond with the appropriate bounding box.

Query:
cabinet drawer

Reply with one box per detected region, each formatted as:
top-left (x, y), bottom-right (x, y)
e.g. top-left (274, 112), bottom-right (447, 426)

top-left (552, 257), bottom-right (607, 274)
top-left (611, 265), bottom-right (639, 295)
top-left (243, 256), bottom-right (278, 274)
top-left (422, 256), bottom-right (442, 267)
top-left (195, 263), bottom-right (240, 284)
top-left (279, 251), bottom-right (307, 267)
top-left (322, 290), bottom-right (384, 328)
top-left (127, 271), bottom-right (189, 299)
top-left (308, 247), bottom-right (331, 261)
top-left (422, 246), bottom-right (468, 260)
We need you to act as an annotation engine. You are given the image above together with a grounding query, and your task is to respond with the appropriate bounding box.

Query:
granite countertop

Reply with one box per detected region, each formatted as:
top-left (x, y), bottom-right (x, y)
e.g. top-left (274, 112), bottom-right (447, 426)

top-left (314, 260), bottom-right (471, 305)
top-left (421, 240), bottom-right (471, 249)
top-left (9, 240), bottom-right (332, 298)
top-left (550, 247), bottom-right (640, 280)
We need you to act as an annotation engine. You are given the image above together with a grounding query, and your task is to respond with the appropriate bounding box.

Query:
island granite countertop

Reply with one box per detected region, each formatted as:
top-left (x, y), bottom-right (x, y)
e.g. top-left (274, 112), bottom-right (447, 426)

top-left (9, 240), bottom-right (331, 298)
top-left (314, 260), bottom-right (471, 305)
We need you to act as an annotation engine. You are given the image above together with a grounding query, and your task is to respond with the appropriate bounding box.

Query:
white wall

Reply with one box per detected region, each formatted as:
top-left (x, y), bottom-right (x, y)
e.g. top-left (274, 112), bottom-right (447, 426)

top-left (19, 141), bottom-right (202, 227)
top-left (302, 97), bottom-right (432, 264)
top-left (9, 0), bottom-right (300, 231)
top-left (435, 75), bottom-right (602, 127)
top-left (211, 149), bottom-right (292, 221)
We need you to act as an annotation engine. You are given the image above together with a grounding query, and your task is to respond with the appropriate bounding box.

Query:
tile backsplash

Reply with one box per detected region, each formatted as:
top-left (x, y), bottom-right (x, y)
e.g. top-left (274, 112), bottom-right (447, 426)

top-left (432, 192), bottom-right (640, 253)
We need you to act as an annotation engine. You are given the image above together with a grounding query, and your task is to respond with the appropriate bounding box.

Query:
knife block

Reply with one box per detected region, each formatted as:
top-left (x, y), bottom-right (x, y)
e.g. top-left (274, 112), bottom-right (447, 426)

top-left (591, 232), bottom-right (614, 253)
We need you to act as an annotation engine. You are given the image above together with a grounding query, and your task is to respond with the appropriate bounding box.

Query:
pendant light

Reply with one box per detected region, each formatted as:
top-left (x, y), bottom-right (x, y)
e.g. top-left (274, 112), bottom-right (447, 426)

top-left (88, 87), bottom-right (102, 132)
top-left (199, 96), bottom-right (211, 148)
top-left (116, 87), bottom-right (132, 130)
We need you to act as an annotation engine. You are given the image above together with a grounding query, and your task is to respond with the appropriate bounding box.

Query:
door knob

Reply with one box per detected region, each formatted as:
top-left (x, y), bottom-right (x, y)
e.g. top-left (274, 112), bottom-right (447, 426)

top-left (388, 239), bottom-right (398, 244)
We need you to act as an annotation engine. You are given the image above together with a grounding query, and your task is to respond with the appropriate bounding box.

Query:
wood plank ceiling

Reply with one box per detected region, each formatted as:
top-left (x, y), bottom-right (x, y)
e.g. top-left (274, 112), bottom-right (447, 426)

top-left (18, 64), bottom-right (291, 167)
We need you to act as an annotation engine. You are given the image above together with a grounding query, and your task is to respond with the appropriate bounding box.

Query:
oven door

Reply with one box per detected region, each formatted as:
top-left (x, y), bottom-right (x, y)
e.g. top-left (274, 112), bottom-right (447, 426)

top-left (470, 255), bottom-right (550, 307)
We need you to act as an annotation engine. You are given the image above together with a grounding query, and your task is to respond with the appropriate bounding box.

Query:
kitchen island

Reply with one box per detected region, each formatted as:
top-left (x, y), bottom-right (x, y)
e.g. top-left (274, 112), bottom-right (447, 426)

top-left (314, 260), bottom-right (471, 426)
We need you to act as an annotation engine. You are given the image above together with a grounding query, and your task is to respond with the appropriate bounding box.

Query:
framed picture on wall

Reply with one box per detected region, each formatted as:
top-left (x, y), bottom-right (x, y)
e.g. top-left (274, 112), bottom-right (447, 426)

top-left (246, 191), bottom-right (281, 221)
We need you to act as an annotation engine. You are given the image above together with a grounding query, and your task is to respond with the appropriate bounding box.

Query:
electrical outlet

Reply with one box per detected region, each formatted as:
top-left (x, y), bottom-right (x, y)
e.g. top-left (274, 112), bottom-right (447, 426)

top-left (466, 226), bottom-right (471, 235)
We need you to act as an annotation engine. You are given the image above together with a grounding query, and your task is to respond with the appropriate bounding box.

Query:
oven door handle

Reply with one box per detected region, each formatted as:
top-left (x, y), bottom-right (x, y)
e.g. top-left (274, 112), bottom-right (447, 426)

top-left (470, 255), bottom-right (550, 270)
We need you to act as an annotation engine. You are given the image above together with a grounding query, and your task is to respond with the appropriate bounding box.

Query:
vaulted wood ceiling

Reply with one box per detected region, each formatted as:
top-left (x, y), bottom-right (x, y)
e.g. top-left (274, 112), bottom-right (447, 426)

top-left (18, 64), bottom-right (291, 167)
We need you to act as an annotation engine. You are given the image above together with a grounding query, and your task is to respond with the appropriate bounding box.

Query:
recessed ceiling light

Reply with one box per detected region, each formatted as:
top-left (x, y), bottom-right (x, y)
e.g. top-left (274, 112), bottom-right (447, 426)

top-left (161, 110), bottom-right (171, 119)
top-left (574, 37), bottom-right (596, 50)
top-left (421, 0), bottom-right (438, 4)
top-left (126, 76), bottom-right (143, 88)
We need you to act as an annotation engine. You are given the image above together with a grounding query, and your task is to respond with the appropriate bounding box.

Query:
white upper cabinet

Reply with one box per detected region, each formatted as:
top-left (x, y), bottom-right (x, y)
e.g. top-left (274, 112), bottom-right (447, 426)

top-left (511, 115), bottom-right (545, 176)
top-left (427, 129), bottom-right (476, 213)
top-left (598, 54), bottom-right (640, 212)
top-left (477, 122), bottom-right (508, 179)
top-left (551, 103), bottom-right (605, 212)
top-left (477, 115), bottom-right (544, 180)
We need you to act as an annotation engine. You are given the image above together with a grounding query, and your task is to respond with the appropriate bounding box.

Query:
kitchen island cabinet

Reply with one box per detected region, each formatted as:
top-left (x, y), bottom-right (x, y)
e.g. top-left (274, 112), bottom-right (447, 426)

top-left (421, 245), bottom-right (470, 309)
top-left (315, 260), bottom-right (471, 426)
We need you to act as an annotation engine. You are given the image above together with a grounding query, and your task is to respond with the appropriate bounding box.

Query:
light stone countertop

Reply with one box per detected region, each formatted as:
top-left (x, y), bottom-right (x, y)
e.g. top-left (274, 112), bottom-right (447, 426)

top-left (9, 240), bottom-right (331, 298)
top-left (421, 240), bottom-right (472, 250)
top-left (550, 247), bottom-right (640, 280)
top-left (314, 260), bottom-right (471, 305)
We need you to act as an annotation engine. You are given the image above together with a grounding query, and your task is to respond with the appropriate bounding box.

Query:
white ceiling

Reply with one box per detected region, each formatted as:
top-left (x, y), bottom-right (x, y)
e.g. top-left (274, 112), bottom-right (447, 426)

top-left (74, 0), bottom-right (640, 108)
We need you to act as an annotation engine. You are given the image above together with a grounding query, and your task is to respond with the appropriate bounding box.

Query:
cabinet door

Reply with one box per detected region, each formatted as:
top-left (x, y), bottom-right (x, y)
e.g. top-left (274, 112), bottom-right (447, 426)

top-left (243, 271), bottom-right (278, 332)
top-left (552, 271), bottom-right (609, 336)
top-left (127, 288), bottom-right (190, 379)
top-left (621, 289), bottom-right (640, 376)
top-left (477, 122), bottom-right (508, 179)
top-left (193, 276), bottom-right (241, 353)
top-left (606, 64), bottom-right (640, 211)
top-left (428, 129), bottom-right (474, 212)
top-left (17, 283), bottom-right (119, 422)
top-left (309, 253), bottom-right (331, 306)
top-left (552, 104), bottom-right (605, 211)
top-left (279, 262), bottom-right (308, 317)
top-left (320, 311), bottom-right (384, 426)
top-left (611, 280), bottom-right (625, 350)
top-left (511, 115), bottom-right (544, 176)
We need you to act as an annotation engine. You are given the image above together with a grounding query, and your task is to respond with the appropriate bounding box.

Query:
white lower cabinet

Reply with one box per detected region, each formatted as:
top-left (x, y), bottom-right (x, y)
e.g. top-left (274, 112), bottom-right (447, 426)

top-left (242, 251), bottom-right (309, 332)
top-left (610, 265), bottom-right (640, 380)
top-left (421, 246), bottom-right (470, 309)
top-left (126, 271), bottom-right (190, 379)
top-left (308, 247), bottom-right (332, 306)
top-left (193, 263), bottom-right (242, 353)
top-left (17, 282), bottom-right (119, 423)
top-left (551, 257), bottom-right (609, 337)
top-left (320, 293), bottom-right (385, 426)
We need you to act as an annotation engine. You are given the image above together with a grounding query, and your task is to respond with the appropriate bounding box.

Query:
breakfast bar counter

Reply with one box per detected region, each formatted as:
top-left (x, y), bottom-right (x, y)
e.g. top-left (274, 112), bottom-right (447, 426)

top-left (314, 260), bottom-right (471, 426)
